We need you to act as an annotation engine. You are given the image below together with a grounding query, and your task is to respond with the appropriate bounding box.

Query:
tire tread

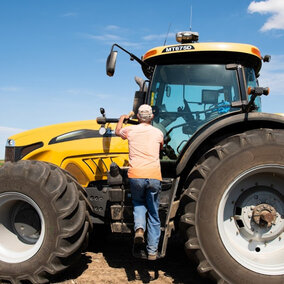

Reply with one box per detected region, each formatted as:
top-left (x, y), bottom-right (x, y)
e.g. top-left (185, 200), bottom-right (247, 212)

top-left (179, 129), bottom-right (284, 284)
top-left (0, 160), bottom-right (90, 283)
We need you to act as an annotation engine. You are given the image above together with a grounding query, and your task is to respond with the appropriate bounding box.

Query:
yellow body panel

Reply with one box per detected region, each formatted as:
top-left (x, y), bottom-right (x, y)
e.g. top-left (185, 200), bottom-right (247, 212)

top-left (143, 42), bottom-right (261, 61)
top-left (8, 120), bottom-right (129, 187)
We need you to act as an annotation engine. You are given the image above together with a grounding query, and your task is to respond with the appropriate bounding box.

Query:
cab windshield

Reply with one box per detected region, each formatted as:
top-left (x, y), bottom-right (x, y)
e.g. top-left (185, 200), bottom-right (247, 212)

top-left (149, 64), bottom-right (242, 159)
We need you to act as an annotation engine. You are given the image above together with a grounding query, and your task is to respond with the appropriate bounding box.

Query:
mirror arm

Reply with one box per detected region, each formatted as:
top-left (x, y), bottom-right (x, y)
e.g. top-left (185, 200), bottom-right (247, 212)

top-left (244, 94), bottom-right (257, 112)
top-left (111, 43), bottom-right (153, 73)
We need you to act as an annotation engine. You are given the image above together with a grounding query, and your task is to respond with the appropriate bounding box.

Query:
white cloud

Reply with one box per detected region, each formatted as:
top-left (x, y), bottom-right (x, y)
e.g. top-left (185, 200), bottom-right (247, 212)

top-left (248, 0), bottom-right (284, 31)
top-left (83, 33), bottom-right (141, 48)
top-left (105, 25), bottom-right (120, 31)
top-left (0, 127), bottom-right (25, 159)
top-left (117, 41), bottom-right (141, 48)
top-left (142, 32), bottom-right (175, 41)
top-left (82, 25), bottom-right (144, 49)
top-left (84, 33), bottom-right (123, 41)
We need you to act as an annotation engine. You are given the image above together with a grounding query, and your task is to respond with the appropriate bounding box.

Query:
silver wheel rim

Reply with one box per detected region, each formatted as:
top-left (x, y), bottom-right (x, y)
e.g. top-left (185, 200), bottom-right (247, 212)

top-left (218, 165), bottom-right (284, 275)
top-left (0, 192), bottom-right (45, 263)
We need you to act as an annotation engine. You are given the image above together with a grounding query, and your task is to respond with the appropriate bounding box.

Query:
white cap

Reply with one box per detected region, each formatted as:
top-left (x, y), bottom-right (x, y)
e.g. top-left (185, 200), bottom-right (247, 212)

top-left (138, 104), bottom-right (153, 121)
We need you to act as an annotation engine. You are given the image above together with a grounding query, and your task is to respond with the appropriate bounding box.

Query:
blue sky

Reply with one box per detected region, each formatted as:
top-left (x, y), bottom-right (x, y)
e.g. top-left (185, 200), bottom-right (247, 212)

top-left (1, 0), bottom-right (284, 158)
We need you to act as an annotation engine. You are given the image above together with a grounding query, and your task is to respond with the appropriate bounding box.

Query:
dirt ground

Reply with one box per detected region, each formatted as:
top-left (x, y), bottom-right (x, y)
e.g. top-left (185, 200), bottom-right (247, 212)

top-left (52, 229), bottom-right (214, 284)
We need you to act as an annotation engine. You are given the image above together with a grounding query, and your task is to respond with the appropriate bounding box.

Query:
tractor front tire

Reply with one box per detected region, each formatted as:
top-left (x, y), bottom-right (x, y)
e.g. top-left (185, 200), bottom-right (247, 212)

top-left (0, 160), bottom-right (90, 284)
top-left (180, 129), bottom-right (284, 283)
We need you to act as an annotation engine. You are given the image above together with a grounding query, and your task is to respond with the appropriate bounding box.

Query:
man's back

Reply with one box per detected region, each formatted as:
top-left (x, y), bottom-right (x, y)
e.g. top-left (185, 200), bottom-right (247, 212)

top-left (115, 104), bottom-right (163, 260)
top-left (120, 123), bottom-right (163, 180)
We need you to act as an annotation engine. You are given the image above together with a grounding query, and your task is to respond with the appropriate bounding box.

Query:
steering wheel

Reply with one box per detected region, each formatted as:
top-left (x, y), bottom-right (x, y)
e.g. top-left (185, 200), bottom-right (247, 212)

top-left (161, 144), bottom-right (177, 160)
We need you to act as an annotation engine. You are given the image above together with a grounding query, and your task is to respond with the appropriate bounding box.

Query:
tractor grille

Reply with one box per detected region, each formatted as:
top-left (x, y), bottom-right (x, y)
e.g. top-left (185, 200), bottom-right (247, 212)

top-left (5, 142), bottom-right (43, 162)
top-left (5, 146), bottom-right (16, 162)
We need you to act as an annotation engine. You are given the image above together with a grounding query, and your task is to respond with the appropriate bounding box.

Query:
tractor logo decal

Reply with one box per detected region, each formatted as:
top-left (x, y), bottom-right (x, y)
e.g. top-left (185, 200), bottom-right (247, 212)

top-left (162, 45), bottom-right (195, 53)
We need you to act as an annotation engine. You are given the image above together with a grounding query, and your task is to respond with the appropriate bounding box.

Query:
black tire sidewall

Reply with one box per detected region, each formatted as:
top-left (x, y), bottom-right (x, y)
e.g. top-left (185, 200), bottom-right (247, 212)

top-left (0, 173), bottom-right (61, 276)
top-left (196, 143), bottom-right (284, 283)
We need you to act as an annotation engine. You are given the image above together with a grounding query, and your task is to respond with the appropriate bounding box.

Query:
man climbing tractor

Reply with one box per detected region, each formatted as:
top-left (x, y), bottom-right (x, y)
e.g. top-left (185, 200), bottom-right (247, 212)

top-left (115, 104), bottom-right (164, 260)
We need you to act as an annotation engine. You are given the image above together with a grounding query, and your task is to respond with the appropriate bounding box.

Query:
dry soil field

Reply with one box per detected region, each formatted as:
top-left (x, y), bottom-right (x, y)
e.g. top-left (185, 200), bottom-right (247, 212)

top-left (51, 230), bottom-right (214, 284)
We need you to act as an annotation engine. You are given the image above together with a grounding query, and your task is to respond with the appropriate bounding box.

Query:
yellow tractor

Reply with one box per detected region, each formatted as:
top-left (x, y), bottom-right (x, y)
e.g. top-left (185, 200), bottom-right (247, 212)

top-left (1, 31), bottom-right (284, 284)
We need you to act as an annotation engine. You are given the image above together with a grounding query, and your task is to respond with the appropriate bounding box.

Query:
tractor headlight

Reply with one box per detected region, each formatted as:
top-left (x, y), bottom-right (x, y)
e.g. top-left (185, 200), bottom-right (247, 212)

top-left (6, 139), bottom-right (15, 147)
top-left (5, 139), bottom-right (16, 162)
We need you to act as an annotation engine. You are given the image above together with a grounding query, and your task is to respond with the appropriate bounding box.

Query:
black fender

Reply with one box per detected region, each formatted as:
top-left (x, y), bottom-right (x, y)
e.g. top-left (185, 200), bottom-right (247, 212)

top-left (176, 112), bottom-right (284, 176)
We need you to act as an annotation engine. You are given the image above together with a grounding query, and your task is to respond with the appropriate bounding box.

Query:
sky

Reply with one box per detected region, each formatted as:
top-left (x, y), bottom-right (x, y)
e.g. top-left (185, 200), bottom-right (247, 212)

top-left (1, 0), bottom-right (284, 158)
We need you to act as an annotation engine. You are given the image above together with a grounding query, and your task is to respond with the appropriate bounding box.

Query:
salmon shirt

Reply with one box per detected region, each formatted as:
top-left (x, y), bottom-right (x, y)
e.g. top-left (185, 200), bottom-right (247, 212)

top-left (119, 123), bottom-right (164, 181)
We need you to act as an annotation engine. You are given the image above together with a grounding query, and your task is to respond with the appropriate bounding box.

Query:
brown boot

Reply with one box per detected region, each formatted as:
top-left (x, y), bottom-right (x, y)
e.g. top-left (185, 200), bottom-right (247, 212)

top-left (134, 228), bottom-right (144, 244)
top-left (148, 253), bottom-right (157, 261)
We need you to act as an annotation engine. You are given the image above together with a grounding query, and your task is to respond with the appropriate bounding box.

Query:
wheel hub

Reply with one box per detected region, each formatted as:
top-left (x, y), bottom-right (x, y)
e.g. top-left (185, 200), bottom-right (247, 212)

top-left (252, 203), bottom-right (277, 228)
top-left (11, 202), bottom-right (41, 244)
top-left (218, 165), bottom-right (284, 275)
top-left (233, 186), bottom-right (283, 242)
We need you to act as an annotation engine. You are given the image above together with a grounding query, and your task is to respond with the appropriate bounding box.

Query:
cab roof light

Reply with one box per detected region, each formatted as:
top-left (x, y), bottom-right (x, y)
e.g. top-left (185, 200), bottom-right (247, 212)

top-left (176, 31), bottom-right (199, 43)
top-left (251, 47), bottom-right (261, 58)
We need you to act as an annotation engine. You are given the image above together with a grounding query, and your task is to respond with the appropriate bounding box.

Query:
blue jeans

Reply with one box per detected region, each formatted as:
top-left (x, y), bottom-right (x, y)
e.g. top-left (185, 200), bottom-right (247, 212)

top-left (129, 178), bottom-right (161, 255)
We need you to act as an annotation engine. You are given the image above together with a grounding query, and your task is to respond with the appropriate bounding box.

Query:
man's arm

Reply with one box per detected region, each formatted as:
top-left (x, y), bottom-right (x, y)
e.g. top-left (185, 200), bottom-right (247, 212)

top-left (160, 138), bottom-right (164, 150)
top-left (115, 114), bottom-right (129, 137)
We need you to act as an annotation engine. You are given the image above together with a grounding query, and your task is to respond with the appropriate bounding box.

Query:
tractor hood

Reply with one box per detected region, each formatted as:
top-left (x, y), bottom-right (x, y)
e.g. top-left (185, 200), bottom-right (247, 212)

top-left (5, 120), bottom-right (129, 187)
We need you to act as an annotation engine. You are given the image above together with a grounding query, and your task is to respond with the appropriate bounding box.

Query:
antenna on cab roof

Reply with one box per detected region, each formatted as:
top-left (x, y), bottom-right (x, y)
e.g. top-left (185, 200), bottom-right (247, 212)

top-left (175, 4), bottom-right (199, 44)
top-left (163, 23), bottom-right (172, 46)
top-left (190, 5), bottom-right (192, 31)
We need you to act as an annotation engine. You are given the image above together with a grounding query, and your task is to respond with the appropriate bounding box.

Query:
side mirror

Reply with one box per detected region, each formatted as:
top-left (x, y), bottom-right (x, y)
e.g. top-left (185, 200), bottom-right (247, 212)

top-left (106, 50), bottom-right (118, 77)
top-left (165, 85), bottom-right (171, 97)
top-left (262, 55), bottom-right (271, 63)
top-left (248, 87), bottom-right (269, 96)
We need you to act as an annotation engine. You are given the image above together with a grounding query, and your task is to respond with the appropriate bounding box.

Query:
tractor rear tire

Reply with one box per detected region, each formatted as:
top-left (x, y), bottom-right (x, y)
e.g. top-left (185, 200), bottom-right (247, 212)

top-left (0, 160), bottom-right (90, 284)
top-left (180, 129), bottom-right (284, 283)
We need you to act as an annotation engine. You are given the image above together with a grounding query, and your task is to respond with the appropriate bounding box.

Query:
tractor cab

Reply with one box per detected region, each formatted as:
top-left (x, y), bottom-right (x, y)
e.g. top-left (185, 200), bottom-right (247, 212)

top-left (148, 63), bottom-right (258, 158)
top-left (107, 31), bottom-right (268, 160)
